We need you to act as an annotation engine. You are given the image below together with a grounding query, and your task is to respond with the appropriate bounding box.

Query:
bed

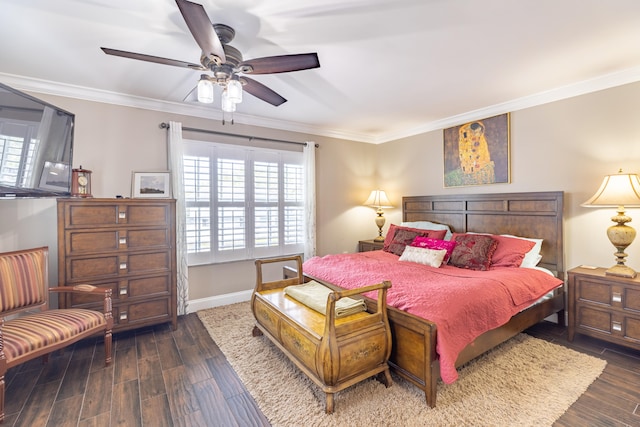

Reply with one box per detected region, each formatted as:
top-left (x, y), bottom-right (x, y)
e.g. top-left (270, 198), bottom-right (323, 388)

top-left (292, 191), bottom-right (565, 407)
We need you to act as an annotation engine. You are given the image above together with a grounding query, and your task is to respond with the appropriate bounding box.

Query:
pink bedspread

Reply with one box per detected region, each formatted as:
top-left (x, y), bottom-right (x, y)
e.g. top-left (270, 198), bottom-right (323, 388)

top-left (302, 250), bottom-right (563, 383)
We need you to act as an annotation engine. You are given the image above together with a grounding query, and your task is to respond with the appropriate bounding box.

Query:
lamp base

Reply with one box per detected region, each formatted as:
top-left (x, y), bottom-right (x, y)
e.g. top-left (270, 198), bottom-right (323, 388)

top-left (605, 264), bottom-right (637, 279)
top-left (373, 209), bottom-right (386, 243)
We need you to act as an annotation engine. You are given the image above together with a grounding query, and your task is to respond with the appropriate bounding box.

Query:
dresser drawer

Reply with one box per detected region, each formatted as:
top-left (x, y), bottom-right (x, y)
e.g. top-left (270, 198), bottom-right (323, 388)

top-left (62, 200), bottom-right (171, 228)
top-left (65, 227), bottom-right (171, 255)
top-left (66, 251), bottom-right (172, 282)
top-left (625, 287), bottom-right (640, 312)
top-left (575, 305), bottom-right (612, 334)
top-left (575, 279), bottom-right (612, 307)
top-left (114, 298), bottom-right (172, 328)
top-left (67, 274), bottom-right (172, 307)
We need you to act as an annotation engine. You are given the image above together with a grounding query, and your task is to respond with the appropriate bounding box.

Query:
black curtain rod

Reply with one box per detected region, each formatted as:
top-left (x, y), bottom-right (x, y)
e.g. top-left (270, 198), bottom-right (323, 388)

top-left (159, 122), bottom-right (318, 147)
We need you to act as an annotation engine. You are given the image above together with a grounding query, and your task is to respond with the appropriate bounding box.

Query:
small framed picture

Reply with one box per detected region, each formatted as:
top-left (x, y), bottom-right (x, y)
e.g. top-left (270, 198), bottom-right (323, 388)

top-left (131, 171), bottom-right (172, 198)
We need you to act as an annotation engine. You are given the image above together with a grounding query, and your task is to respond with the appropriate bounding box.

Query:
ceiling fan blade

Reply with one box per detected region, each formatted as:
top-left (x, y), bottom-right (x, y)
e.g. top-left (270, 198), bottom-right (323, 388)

top-left (240, 77), bottom-right (287, 106)
top-left (175, 0), bottom-right (226, 63)
top-left (101, 47), bottom-right (206, 70)
top-left (239, 53), bottom-right (320, 74)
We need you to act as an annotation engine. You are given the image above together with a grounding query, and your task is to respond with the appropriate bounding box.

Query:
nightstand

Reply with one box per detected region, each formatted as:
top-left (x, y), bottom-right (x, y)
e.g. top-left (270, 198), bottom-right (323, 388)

top-left (358, 240), bottom-right (384, 252)
top-left (567, 266), bottom-right (640, 351)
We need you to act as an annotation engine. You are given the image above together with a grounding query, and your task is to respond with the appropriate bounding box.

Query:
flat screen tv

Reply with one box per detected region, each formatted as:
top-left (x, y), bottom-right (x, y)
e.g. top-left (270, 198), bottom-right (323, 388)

top-left (0, 82), bottom-right (74, 198)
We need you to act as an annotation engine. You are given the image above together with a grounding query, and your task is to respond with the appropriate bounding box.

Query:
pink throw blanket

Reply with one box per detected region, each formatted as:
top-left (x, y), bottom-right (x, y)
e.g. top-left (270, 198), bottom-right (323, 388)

top-left (303, 250), bottom-right (563, 383)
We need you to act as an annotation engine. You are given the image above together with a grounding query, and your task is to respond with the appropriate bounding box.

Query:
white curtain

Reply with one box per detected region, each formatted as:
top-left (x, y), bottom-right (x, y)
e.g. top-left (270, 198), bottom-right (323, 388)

top-left (304, 142), bottom-right (317, 260)
top-left (167, 121), bottom-right (189, 315)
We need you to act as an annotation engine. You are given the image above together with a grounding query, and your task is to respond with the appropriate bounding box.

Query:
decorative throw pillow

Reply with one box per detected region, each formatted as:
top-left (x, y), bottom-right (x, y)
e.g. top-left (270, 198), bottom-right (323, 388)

top-left (501, 234), bottom-right (544, 268)
top-left (383, 224), bottom-right (447, 256)
top-left (490, 234), bottom-right (536, 268)
top-left (449, 233), bottom-right (498, 271)
top-left (411, 237), bottom-right (457, 263)
top-left (398, 246), bottom-right (448, 268)
top-left (456, 232), bottom-right (537, 268)
top-left (401, 221), bottom-right (453, 241)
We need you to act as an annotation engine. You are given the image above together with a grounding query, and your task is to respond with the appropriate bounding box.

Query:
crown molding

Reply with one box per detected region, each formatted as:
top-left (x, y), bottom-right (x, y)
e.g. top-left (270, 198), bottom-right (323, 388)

top-left (2, 66), bottom-right (639, 145)
top-left (374, 66), bottom-right (640, 144)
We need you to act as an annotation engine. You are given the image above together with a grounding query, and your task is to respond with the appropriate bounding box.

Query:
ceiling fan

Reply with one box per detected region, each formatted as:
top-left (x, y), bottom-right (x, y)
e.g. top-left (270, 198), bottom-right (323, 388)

top-left (101, 0), bottom-right (320, 111)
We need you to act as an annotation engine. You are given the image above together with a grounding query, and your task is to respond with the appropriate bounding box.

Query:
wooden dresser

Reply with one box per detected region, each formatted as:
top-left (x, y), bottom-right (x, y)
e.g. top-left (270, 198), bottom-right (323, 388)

top-left (568, 266), bottom-right (640, 350)
top-left (57, 198), bottom-right (177, 332)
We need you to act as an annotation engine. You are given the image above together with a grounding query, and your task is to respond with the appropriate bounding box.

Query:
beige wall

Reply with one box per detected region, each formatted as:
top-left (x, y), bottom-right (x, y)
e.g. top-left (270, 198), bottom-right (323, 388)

top-left (1, 81), bottom-right (639, 306)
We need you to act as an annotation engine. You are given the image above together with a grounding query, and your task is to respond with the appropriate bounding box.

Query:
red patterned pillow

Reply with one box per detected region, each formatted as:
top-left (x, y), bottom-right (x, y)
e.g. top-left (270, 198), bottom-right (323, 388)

top-left (383, 224), bottom-right (447, 256)
top-left (449, 234), bottom-right (498, 271)
top-left (454, 233), bottom-right (537, 268)
top-left (411, 237), bottom-right (457, 263)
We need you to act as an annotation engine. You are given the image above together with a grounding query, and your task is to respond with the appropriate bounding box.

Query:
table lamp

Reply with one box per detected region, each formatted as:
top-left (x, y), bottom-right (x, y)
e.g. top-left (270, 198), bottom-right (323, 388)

top-left (581, 169), bottom-right (640, 278)
top-left (364, 190), bottom-right (393, 242)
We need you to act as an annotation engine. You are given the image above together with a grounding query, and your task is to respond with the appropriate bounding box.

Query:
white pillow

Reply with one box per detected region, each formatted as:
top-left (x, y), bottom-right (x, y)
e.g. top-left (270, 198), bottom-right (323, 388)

top-left (398, 246), bottom-right (447, 267)
top-left (501, 234), bottom-right (543, 268)
top-left (401, 221), bottom-right (453, 241)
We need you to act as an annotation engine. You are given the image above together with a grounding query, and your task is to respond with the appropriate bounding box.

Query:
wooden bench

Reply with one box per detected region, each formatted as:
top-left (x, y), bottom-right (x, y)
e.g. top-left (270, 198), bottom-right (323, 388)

top-left (251, 255), bottom-right (392, 414)
top-left (0, 247), bottom-right (113, 423)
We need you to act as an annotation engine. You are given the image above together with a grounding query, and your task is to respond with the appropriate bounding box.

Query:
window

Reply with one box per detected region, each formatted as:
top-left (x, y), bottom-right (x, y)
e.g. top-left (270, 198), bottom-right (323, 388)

top-left (183, 141), bottom-right (304, 265)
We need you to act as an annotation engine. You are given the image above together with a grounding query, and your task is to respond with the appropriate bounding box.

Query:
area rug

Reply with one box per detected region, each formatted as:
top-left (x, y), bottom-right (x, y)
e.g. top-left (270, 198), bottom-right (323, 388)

top-left (197, 302), bottom-right (606, 426)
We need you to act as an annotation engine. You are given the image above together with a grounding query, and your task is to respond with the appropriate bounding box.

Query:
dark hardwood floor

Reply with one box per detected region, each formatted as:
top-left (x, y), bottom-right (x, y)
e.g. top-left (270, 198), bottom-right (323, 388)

top-left (3, 314), bottom-right (640, 426)
top-left (3, 314), bottom-right (269, 427)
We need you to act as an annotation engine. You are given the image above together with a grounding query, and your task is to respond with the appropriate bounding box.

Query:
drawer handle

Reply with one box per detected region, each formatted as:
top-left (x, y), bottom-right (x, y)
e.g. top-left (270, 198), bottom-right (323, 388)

top-left (119, 263), bottom-right (127, 270)
top-left (119, 212), bottom-right (126, 219)
top-left (119, 312), bottom-right (128, 321)
top-left (612, 321), bottom-right (622, 332)
top-left (119, 237), bottom-right (127, 245)
top-left (612, 292), bottom-right (622, 303)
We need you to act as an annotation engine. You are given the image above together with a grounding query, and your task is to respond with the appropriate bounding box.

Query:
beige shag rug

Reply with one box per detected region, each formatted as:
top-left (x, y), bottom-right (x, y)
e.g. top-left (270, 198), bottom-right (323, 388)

top-left (197, 302), bottom-right (606, 427)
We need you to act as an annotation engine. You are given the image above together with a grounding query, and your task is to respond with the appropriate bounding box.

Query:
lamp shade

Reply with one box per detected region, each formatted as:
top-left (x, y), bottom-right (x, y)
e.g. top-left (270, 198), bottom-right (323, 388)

top-left (221, 89), bottom-right (236, 112)
top-left (227, 79), bottom-right (243, 103)
top-left (364, 190), bottom-right (393, 208)
top-left (582, 171), bottom-right (640, 207)
top-left (197, 76), bottom-right (214, 104)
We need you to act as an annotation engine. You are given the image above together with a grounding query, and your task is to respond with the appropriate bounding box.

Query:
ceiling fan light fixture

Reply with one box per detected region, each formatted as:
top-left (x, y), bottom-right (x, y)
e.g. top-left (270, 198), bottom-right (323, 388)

top-left (227, 78), bottom-right (242, 103)
top-left (221, 89), bottom-right (236, 112)
top-left (197, 75), bottom-right (214, 103)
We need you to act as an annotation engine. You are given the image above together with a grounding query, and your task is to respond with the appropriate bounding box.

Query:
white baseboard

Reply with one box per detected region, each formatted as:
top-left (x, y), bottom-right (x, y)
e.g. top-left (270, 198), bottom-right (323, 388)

top-left (186, 290), bottom-right (252, 313)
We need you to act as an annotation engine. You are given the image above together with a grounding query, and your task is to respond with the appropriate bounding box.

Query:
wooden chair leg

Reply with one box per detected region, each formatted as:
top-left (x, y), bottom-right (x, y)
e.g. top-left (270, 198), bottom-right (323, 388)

top-left (104, 331), bottom-right (113, 366)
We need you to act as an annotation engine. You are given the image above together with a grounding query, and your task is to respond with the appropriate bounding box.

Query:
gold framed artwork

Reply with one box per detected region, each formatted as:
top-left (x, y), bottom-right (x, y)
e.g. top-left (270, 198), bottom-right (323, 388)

top-left (443, 113), bottom-right (510, 188)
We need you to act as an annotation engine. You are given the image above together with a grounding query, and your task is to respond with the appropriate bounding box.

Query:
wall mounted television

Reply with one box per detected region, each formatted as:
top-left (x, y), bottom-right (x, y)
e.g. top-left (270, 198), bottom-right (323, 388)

top-left (0, 82), bottom-right (74, 198)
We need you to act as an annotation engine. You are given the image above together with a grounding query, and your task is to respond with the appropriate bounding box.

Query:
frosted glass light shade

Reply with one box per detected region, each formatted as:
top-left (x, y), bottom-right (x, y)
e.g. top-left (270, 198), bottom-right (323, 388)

top-left (227, 79), bottom-right (243, 103)
top-left (221, 89), bottom-right (236, 112)
top-left (197, 77), bottom-right (214, 104)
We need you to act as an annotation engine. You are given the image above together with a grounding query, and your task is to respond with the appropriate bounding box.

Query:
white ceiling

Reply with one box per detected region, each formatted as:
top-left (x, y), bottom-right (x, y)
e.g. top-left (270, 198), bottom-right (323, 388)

top-left (1, 0), bottom-right (640, 143)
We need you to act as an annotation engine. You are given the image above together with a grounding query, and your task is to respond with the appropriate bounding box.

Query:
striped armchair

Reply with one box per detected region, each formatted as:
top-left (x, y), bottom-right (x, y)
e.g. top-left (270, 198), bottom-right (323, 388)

top-left (0, 246), bottom-right (113, 423)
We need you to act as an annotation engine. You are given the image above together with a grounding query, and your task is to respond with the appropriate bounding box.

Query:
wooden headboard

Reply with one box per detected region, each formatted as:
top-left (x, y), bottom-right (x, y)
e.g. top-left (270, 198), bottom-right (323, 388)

top-left (402, 191), bottom-right (564, 276)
